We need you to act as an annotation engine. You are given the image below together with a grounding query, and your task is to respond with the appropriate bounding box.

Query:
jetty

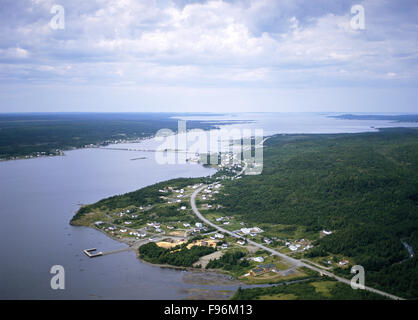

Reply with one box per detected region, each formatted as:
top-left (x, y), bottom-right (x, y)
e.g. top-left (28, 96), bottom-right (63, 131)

top-left (83, 248), bottom-right (103, 258)
top-left (83, 247), bottom-right (134, 258)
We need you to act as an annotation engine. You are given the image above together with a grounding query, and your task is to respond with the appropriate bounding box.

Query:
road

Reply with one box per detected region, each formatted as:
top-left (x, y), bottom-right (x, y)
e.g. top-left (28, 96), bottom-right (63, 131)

top-left (190, 184), bottom-right (405, 300)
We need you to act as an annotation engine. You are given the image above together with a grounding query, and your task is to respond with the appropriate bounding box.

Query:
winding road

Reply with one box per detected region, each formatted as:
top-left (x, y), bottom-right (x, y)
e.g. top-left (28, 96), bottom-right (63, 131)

top-left (190, 184), bottom-right (405, 300)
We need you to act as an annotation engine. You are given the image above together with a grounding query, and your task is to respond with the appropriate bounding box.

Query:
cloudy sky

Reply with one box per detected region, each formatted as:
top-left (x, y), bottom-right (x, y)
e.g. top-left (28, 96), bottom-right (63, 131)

top-left (0, 0), bottom-right (417, 113)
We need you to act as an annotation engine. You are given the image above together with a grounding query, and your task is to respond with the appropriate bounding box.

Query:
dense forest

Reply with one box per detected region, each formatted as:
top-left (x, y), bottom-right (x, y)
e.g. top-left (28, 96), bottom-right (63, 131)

top-left (217, 128), bottom-right (418, 299)
top-left (0, 112), bottom-right (232, 159)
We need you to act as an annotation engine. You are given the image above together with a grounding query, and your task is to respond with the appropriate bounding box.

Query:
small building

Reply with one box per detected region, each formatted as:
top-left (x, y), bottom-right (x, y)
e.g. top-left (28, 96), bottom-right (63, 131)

top-left (263, 238), bottom-right (272, 244)
top-left (339, 260), bottom-right (349, 266)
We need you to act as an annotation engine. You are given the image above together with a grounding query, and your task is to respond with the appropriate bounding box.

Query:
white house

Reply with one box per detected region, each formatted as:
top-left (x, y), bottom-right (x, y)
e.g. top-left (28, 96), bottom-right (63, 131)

top-left (252, 256), bottom-right (264, 263)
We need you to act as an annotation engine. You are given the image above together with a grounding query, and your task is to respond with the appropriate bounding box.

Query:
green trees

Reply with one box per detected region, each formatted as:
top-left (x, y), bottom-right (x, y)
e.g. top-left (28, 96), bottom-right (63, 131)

top-left (206, 250), bottom-right (248, 272)
top-left (217, 129), bottom-right (418, 298)
top-left (138, 242), bottom-right (215, 267)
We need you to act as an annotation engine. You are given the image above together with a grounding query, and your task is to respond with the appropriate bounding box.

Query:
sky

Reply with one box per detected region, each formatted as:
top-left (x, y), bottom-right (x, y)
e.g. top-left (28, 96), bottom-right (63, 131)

top-left (0, 0), bottom-right (417, 113)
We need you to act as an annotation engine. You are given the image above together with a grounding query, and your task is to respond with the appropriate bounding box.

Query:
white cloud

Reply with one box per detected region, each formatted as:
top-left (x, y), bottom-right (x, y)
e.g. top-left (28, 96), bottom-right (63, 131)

top-left (1, 0), bottom-right (418, 90)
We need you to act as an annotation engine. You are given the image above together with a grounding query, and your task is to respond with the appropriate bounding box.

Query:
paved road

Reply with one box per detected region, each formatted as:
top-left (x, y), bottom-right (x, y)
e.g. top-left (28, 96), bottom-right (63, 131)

top-left (190, 184), bottom-right (405, 300)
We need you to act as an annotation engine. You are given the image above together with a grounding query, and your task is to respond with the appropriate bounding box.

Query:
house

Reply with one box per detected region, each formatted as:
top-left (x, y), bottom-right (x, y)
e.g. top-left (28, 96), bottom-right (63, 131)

top-left (180, 206), bottom-right (186, 210)
top-left (94, 221), bottom-right (104, 226)
top-left (221, 243), bottom-right (229, 249)
top-left (289, 245), bottom-right (298, 251)
top-left (252, 256), bottom-right (264, 263)
top-left (237, 240), bottom-right (246, 245)
top-left (339, 260), bottom-right (349, 266)
top-left (215, 233), bottom-right (224, 239)
top-left (195, 222), bottom-right (203, 228)
top-left (240, 228), bottom-right (251, 235)
top-left (241, 227), bottom-right (263, 235)
top-left (223, 221), bottom-right (230, 225)
top-left (263, 238), bottom-right (272, 244)
top-left (183, 223), bottom-right (190, 227)
top-left (323, 230), bottom-right (333, 235)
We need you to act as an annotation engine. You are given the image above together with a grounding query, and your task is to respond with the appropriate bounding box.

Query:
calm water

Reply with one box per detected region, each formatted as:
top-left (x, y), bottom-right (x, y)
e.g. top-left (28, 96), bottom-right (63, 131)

top-left (0, 147), bottom-right (222, 299)
top-left (1, 113), bottom-right (417, 299)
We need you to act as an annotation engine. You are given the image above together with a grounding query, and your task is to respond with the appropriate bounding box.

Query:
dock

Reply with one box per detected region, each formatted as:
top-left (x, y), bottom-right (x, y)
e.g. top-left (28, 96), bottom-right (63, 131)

top-left (83, 248), bottom-right (103, 258)
top-left (83, 247), bottom-right (134, 258)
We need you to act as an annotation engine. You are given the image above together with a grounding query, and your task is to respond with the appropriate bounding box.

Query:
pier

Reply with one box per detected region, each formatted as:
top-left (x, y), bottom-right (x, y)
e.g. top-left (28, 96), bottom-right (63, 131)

top-left (83, 247), bottom-right (134, 258)
top-left (83, 248), bottom-right (103, 258)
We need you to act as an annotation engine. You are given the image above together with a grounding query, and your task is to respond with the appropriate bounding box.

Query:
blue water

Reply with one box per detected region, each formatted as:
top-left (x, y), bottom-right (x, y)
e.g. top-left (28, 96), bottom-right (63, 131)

top-left (1, 112), bottom-right (417, 299)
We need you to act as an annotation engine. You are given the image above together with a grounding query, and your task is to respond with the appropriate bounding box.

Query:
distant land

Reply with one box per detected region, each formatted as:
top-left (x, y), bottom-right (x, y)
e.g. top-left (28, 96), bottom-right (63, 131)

top-left (0, 112), bottom-right (245, 160)
top-left (330, 114), bottom-right (418, 123)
